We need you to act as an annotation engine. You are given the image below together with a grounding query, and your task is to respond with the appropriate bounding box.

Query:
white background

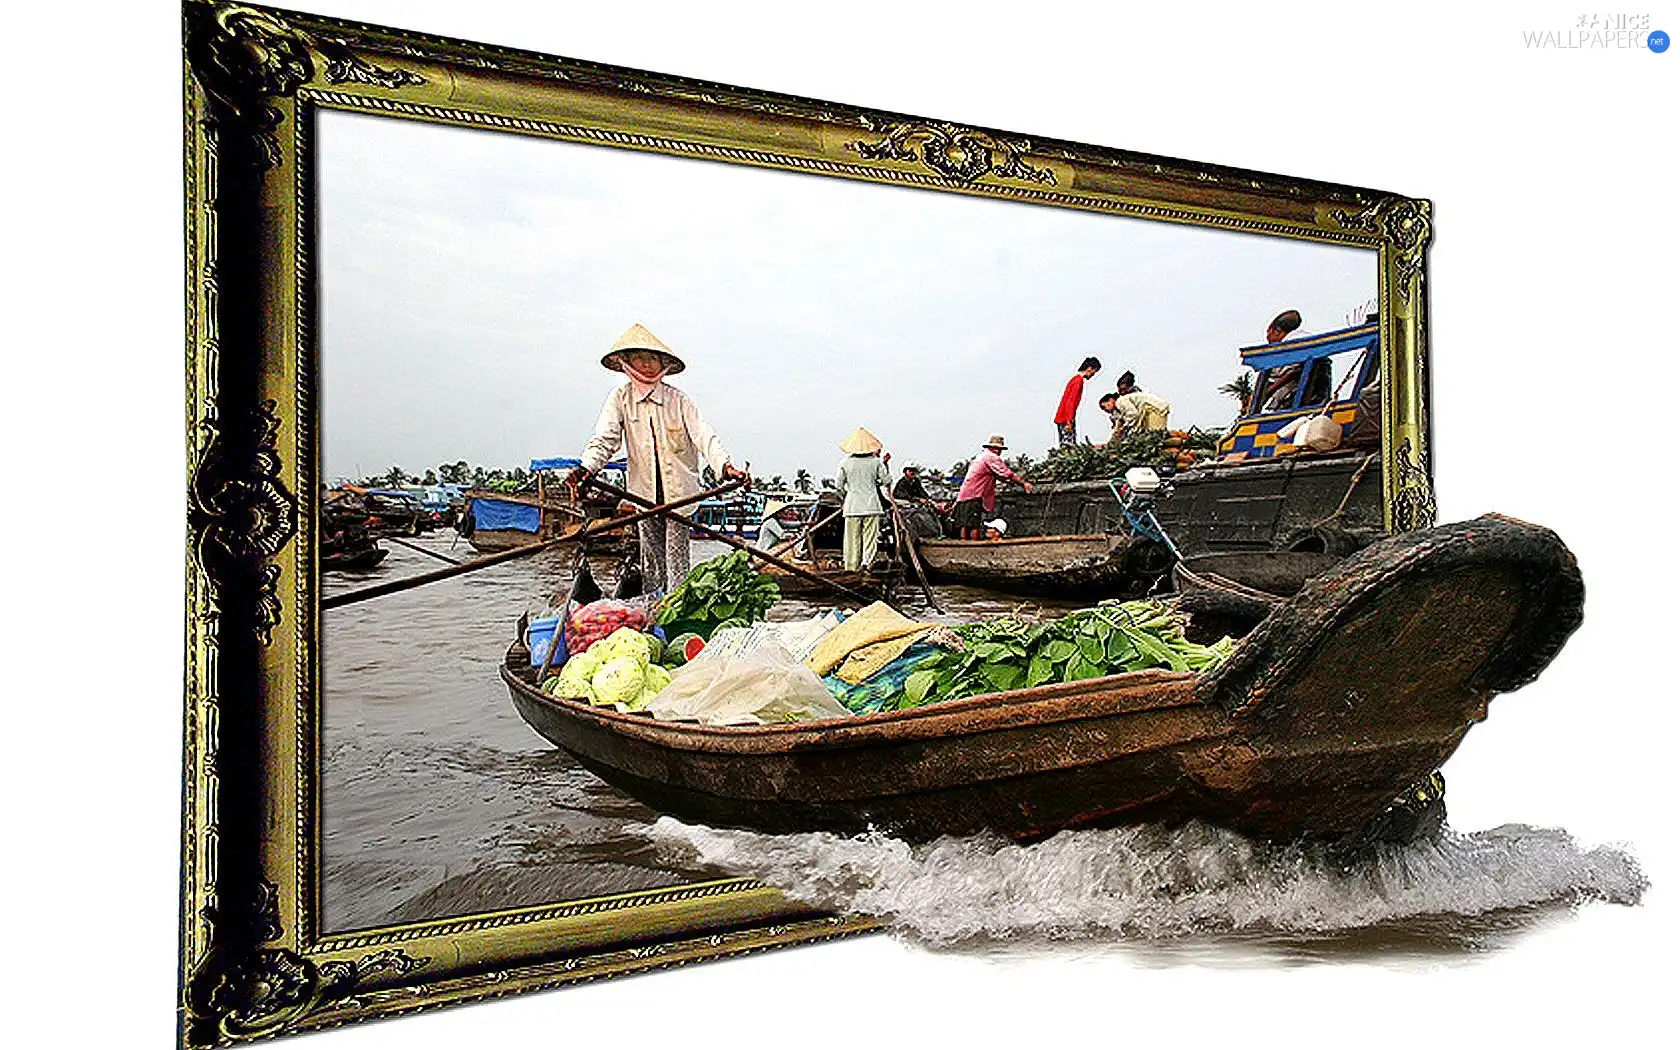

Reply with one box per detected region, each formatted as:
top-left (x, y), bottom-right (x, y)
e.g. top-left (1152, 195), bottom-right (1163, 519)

top-left (11, 1), bottom-right (1675, 1047)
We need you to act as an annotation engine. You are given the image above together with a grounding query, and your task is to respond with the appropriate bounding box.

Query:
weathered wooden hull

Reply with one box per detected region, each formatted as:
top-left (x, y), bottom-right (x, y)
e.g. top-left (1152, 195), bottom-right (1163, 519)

top-left (322, 545), bottom-right (388, 571)
top-left (1172, 551), bottom-right (1345, 633)
top-left (1178, 550), bottom-right (1342, 596)
top-left (465, 528), bottom-right (541, 553)
top-left (762, 562), bottom-right (899, 601)
top-left (506, 515), bottom-right (1584, 843)
top-left (992, 451), bottom-right (1384, 558)
top-left (466, 525), bottom-right (636, 555)
top-left (915, 533), bottom-right (1169, 597)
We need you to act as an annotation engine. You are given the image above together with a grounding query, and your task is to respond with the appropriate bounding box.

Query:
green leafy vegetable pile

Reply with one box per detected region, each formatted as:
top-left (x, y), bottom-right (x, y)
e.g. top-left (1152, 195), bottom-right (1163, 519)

top-left (654, 549), bottom-right (782, 640)
top-left (895, 600), bottom-right (1234, 710)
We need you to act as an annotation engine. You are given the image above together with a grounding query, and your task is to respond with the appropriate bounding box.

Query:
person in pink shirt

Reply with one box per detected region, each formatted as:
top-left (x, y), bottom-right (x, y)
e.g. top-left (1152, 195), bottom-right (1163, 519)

top-left (1053, 357), bottom-right (1102, 446)
top-left (952, 435), bottom-right (1034, 539)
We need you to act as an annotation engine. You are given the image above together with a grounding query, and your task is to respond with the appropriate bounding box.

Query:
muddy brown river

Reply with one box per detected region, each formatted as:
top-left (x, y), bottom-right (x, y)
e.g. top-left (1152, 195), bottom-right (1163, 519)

top-left (321, 533), bottom-right (1081, 931)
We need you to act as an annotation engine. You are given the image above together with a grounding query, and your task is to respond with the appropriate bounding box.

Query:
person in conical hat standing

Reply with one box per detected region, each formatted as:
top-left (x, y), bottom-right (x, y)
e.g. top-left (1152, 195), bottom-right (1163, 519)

top-left (834, 427), bottom-right (890, 572)
top-left (567, 324), bottom-right (746, 593)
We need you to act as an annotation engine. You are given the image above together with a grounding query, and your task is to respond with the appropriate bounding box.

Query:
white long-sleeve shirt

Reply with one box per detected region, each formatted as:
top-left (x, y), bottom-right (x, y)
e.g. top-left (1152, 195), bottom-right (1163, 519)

top-left (834, 454), bottom-right (890, 517)
top-left (580, 382), bottom-right (731, 503)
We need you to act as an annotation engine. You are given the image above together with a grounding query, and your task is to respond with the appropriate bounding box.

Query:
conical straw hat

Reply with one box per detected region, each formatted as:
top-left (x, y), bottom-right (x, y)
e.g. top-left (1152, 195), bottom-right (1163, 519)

top-left (601, 323), bottom-right (686, 374)
top-left (839, 427), bottom-right (883, 454)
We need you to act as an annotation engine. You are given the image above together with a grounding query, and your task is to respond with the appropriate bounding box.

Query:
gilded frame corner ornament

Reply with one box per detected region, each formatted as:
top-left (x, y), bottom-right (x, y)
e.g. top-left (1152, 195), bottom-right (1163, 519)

top-left (180, 2), bottom-right (1433, 1045)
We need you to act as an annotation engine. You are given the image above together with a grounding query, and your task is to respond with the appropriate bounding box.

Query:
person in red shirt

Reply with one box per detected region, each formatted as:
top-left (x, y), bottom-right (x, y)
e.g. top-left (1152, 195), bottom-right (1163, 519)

top-left (1054, 357), bottom-right (1103, 446)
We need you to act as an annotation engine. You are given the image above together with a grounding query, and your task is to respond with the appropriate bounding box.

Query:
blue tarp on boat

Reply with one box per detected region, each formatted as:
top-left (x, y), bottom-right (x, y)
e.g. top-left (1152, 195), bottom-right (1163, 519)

top-left (472, 498), bottom-right (541, 533)
top-left (529, 457), bottom-right (627, 472)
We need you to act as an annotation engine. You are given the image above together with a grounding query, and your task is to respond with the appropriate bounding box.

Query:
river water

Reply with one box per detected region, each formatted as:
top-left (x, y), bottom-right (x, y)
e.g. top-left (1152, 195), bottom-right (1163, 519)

top-left (321, 533), bottom-right (1644, 947)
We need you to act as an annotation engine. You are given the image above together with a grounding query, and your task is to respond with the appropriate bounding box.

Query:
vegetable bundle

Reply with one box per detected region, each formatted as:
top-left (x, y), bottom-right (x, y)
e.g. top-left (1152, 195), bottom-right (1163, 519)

top-left (894, 600), bottom-right (1234, 711)
top-left (654, 550), bottom-right (781, 640)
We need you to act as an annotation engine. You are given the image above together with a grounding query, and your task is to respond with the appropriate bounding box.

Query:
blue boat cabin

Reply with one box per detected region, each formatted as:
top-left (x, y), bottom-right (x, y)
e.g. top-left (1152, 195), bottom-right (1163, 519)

top-left (1217, 321), bottom-right (1380, 459)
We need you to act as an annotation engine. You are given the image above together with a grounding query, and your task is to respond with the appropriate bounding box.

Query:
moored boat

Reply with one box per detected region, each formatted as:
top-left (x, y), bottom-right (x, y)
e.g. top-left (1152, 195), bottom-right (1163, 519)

top-left (322, 545), bottom-right (389, 572)
top-left (915, 532), bottom-right (1172, 598)
top-left (1171, 550), bottom-right (1343, 638)
top-left (459, 457), bottom-right (637, 555)
top-left (760, 560), bottom-right (898, 602)
top-left (504, 515), bottom-right (1582, 844)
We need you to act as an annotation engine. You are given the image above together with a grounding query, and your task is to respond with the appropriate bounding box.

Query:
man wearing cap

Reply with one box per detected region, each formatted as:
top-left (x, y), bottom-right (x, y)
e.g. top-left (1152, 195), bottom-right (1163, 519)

top-left (953, 436), bottom-right (1032, 540)
top-left (834, 428), bottom-right (891, 571)
top-left (891, 465), bottom-right (932, 505)
top-left (568, 323), bottom-right (746, 593)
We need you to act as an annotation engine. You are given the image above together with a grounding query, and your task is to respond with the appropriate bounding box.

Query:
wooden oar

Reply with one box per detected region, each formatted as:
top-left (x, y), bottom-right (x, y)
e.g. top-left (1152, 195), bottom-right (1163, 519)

top-left (768, 505), bottom-right (843, 559)
top-left (534, 548), bottom-right (596, 686)
top-left (384, 535), bottom-right (462, 566)
top-left (883, 489), bottom-right (942, 613)
top-left (323, 479), bottom-right (743, 610)
top-left (582, 476), bottom-right (874, 604)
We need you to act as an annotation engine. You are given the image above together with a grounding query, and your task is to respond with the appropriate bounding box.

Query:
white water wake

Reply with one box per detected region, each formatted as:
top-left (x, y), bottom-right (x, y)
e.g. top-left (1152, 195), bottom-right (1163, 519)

top-left (638, 818), bottom-right (1645, 946)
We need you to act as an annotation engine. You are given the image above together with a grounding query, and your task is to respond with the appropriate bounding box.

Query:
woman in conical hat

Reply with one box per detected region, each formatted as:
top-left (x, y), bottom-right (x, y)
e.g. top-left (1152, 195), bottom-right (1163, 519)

top-left (570, 323), bottom-right (746, 593)
top-left (834, 427), bottom-right (890, 572)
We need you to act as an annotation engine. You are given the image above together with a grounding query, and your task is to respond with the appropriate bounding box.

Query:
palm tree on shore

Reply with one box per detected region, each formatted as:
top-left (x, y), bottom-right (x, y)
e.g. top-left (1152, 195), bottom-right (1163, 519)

top-left (794, 469), bottom-right (813, 493)
top-left (1219, 371), bottom-right (1255, 409)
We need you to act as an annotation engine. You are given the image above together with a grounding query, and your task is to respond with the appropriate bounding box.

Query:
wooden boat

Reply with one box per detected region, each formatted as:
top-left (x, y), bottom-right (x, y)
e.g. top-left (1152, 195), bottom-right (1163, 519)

top-left (915, 532), bottom-right (1172, 597)
top-left (459, 489), bottom-right (635, 555)
top-left (322, 545), bottom-right (388, 572)
top-left (1171, 550), bottom-right (1343, 639)
top-left (504, 515), bottom-right (1582, 844)
top-left (992, 450), bottom-right (1385, 561)
top-left (760, 558), bottom-right (898, 602)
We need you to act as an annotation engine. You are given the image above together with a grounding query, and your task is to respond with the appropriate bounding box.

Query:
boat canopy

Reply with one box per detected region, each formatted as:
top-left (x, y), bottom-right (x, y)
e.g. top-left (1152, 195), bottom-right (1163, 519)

top-left (471, 498), bottom-right (541, 533)
top-left (1218, 320), bottom-right (1380, 460)
top-left (1238, 321), bottom-right (1379, 371)
top-left (529, 457), bottom-right (627, 472)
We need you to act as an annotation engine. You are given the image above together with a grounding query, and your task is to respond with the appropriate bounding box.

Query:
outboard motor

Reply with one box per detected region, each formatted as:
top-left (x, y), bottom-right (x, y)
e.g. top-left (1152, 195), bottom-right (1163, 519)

top-left (1114, 467), bottom-right (1181, 562)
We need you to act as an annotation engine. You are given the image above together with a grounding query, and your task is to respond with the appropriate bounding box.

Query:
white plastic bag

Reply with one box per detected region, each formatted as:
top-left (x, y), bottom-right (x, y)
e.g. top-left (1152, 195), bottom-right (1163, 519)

top-left (645, 639), bottom-right (851, 726)
top-left (1300, 413), bottom-right (1343, 451)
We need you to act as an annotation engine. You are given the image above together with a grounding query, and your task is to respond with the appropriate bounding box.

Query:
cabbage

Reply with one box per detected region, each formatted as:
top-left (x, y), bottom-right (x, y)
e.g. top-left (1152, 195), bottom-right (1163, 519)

top-left (591, 627), bottom-right (655, 665)
top-left (591, 654), bottom-right (648, 706)
top-left (553, 655), bottom-right (599, 701)
top-left (624, 663), bottom-right (673, 710)
top-left (643, 663), bottom-right (672, 694)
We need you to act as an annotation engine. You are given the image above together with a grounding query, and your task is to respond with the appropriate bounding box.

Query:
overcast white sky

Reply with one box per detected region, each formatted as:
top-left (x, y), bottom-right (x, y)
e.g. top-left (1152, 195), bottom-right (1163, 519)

top-left (319, 110), bottom-right (1377, 483)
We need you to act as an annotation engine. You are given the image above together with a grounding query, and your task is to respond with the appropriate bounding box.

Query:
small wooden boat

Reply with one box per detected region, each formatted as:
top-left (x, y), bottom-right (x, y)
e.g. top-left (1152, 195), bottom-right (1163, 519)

top-left (322, 544), bottom-right (388, 572)
top-left (915, 532), bottom-right (1172, 597)
top-left (505, 515), bottom-right (1582, 844)
top-left (760, 559), bottom-right (899, 602)
top-left (1172, 549), bottom-right (1343, 629)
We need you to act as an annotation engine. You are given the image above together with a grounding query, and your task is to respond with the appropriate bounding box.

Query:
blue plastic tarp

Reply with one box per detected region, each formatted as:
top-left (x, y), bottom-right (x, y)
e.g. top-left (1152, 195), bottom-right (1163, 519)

top-left (472, 498), bottom-right (541, 533)
top-left (529, 457), bottom-right (627, 472)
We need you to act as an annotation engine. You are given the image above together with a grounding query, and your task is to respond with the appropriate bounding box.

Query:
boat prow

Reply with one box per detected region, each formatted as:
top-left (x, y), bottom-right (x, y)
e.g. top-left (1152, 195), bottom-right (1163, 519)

top-left (505, 515), bottom-right (1582, 843)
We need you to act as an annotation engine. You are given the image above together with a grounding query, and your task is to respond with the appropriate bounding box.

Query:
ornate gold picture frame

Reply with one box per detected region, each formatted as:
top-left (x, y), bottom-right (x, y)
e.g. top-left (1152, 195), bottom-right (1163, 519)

top-left (180, 2), bottom-right (1433, 1045)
